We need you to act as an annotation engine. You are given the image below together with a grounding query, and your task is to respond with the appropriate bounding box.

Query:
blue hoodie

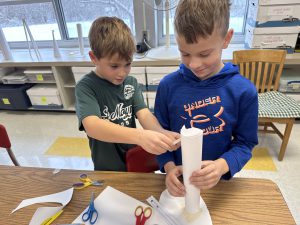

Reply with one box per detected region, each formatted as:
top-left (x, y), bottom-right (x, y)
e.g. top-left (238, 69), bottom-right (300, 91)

top-left (154, 62), bottom-right (258, 179)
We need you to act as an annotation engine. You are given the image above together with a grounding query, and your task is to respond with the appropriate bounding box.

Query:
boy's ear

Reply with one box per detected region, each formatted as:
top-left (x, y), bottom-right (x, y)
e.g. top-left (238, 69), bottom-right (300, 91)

top-left (89, 51), bottom-right (98, 64)
top-left (222, 29), bottom-right (234, 49)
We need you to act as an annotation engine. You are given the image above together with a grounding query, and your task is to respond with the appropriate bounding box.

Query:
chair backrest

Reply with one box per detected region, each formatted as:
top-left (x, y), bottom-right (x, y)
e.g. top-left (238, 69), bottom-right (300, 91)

top-left (232, 49), bottom-right (286, 93)
top-left (0, 124), bottom-right (20, 166)
top-left (0, 124), bottom-right (11, 148)
top-left (126, 146), bottom-right (159, 173)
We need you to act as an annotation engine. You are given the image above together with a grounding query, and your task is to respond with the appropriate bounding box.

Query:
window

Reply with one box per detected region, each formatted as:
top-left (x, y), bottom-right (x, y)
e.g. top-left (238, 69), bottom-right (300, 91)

top-left (60, 0), bottom-right (135, 38)
top-left (0, 0), bottom-right (248, 49)
top-left (0, 0), bottom-right (134, 48)
top-left (155, 0), bottom-right (249, 45)
top-left (0, 1), bottom-right (59, 42)
top-left (230, 0), bottom-right (248, 34)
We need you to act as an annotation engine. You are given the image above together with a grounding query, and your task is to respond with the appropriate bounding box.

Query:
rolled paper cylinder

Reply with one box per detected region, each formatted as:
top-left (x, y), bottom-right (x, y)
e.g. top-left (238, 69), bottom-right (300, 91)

top-left (0, 27), bottom-right (13, 61)
top-left (76, 23), bottom-right (84, 56)
top-left (52, 30), bottom-right (61, 58)
top-left (181, 125), bottom-right (203, 214)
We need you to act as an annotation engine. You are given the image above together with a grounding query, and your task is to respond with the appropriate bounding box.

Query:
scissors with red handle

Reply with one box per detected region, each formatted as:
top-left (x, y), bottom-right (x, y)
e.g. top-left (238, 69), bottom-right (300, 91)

top-left (135, 205), bottom-right (152, 225)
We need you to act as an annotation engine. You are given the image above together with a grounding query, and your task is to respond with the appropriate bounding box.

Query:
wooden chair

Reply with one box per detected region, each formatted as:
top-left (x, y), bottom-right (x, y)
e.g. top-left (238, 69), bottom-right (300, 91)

top-left (233, 49), bottom-right (300, 160)
top-left (0, 124), bottom-right (20, 166)
top-left (126, 146), bottom-right (159, 172)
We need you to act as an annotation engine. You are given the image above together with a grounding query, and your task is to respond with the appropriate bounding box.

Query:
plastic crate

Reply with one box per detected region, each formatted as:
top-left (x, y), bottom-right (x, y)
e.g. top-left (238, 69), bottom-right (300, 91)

top-left (26, 84), bottom-right (63, 109)
top-left (0, 84), bottom-right (33, 110)
top-left (24, 68), bottom-right (55, 83)
top-left (247, 0), bottom-right (300, 27)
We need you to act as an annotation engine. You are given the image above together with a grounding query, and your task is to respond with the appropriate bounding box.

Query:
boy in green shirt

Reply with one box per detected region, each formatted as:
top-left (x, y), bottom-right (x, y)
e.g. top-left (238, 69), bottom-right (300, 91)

top-left (75, 17), bottom-right (180, 171)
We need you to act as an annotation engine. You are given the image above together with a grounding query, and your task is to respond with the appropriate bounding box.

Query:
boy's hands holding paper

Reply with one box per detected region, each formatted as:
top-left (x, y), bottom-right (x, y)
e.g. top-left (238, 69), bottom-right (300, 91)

top-left (136, 108), bottom-right (181, 154)
top-left (164, 158), bottom-right (229, 196)
top-left (137, 129), bottom-right (180, 154)
top-left (164, 162), bottom-right (186, 197)
top-left (190, 158), bottom-right (229, 190)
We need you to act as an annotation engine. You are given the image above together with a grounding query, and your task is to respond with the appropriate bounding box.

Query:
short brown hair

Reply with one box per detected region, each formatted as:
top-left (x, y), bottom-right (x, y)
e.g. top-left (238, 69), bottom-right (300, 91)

top-left (88, 16), bottom-right (136, 61)
top-left (174, 0), bottom-right (230, 43)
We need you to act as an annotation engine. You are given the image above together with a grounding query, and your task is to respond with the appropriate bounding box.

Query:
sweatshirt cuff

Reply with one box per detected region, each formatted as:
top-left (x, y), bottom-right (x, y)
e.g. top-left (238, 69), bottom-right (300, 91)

top-left (220, 154), bottom-right (240, 180)
top-left (156, 153), bottom-right (174, 173)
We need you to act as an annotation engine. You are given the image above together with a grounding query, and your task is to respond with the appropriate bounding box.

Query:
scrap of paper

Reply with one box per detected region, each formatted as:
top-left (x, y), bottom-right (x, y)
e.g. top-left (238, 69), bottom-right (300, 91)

top-left (173, 138), bottom-right (181, 145)
top-left (159, 189), bottom-right (212, 225)
top-left (53, 168), bottom-right (61, 174)
top-left (12, 187), bottom-right (74, 225)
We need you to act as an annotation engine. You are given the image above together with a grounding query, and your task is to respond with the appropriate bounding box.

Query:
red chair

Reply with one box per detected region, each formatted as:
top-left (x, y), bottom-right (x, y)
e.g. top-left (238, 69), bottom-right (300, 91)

top-left (0, 124), bottom-right (20, 166)
top-left (126, 146), bottom-right (159, 172)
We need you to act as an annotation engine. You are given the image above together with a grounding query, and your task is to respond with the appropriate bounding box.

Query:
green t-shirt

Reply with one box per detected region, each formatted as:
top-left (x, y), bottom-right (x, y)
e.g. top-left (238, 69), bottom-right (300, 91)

top-left (75, 71), bottom-right (147, 171)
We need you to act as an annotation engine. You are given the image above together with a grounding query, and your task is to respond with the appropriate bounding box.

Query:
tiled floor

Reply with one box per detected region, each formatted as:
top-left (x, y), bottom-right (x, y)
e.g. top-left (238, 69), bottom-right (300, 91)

top-left (0, 111), bottom-right (299, 224)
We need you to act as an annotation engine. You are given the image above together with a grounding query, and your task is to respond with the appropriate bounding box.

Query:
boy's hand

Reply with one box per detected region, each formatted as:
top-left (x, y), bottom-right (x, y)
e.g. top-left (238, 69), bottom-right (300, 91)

top-left (160, 129), bottom-right (181, 151)
top-left (138, 130), bottom-right (179, 154)
top-left (189, 159), bottom-right (228, 190)
top-left (165, 166), bottom-right (185, 197)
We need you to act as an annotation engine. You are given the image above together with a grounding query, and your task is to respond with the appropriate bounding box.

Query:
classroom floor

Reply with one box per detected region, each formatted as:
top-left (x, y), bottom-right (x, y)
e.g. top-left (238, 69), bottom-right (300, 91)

top-left (0, 111), bottom-right (299, 224)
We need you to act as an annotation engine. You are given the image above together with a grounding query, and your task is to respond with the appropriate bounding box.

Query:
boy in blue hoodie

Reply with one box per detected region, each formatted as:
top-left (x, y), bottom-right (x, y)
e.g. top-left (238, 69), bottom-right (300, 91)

top-left (155, 0), bottom-right (258, 196)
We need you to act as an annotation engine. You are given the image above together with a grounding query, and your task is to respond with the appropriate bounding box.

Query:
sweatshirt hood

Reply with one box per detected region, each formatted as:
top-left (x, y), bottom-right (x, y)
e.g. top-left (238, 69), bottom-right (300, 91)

top-left (179, 62), bottom-right (240, 88)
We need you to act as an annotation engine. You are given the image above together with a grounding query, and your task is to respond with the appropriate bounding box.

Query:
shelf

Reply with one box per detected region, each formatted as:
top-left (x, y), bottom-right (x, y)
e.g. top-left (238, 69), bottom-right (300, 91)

top-left (1, 46), bottom-right (300, 113)
top-left (64, 82), bottom-right (75, 88)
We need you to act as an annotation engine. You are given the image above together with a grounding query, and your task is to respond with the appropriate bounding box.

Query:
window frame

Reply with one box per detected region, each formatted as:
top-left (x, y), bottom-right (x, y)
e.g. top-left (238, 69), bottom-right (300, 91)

top-left (153, 0), bottom-right (249, 45)
top-left (2, 0), bottom-right (248, 50)
top-left (2, 0), bottom-right (90, 49)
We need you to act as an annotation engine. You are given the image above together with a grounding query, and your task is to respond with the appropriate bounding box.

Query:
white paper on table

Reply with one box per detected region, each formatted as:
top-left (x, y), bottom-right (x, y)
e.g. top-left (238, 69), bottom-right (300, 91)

top-left (159, 189), bottom-right (212, 225)
top-left (11, 187), bottom-right (74, 225)
top-left (73, 186), bottom-right (168, 225)
top-left (73, 186), bottom-right (211, 225)
top-left (181, 126), bottom-right (203, 214)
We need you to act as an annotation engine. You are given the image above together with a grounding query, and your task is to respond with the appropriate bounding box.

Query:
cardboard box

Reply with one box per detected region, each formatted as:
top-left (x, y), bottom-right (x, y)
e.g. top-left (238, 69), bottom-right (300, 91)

top-left (247, 0), bottom-right (300, 27)
top-left (26, 84), bottom-right (63, 109)
top-left (245, 24), bottom-right (300, 53)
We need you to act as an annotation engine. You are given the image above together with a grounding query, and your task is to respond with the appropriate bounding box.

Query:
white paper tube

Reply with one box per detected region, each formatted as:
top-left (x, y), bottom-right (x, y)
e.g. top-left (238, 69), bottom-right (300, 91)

top-left (181, 126), bottom-right (203, 214)
top-left (52, 30), bottom-right (61, 58)
top-left (22, 19), bottom-right (42, 61)
top-left (76, 23), bottom-right (84, 56)
top-left (142, 1), bottom-right (146, 31)
top-left (165, 0), bottom-right (170, 48)
top-left (0, 27), bottom-right (13, 61)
